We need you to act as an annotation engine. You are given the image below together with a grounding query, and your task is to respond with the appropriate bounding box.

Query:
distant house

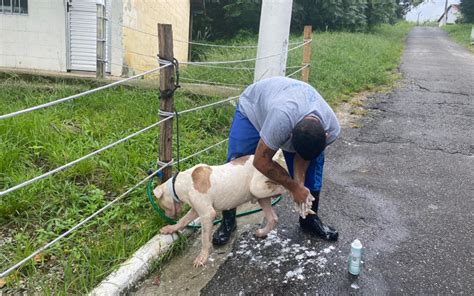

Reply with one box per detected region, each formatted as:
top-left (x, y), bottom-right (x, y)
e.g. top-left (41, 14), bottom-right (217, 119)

top-left (0, 0), bottom-right (203, 77)
top-left (405, 0), bottom-right (460, 24)
top-left (438, 4), bottom-right (461, 27)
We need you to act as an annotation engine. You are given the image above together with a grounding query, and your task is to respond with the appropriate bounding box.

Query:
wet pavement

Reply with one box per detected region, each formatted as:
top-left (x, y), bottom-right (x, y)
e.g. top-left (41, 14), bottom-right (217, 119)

top-left (135, 27), bottom-right (474, 295)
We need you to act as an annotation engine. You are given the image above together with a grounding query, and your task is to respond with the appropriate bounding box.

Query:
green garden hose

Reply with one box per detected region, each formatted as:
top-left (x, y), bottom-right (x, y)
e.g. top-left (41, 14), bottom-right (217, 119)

top-left (146, 175), bottom-right (282, 229)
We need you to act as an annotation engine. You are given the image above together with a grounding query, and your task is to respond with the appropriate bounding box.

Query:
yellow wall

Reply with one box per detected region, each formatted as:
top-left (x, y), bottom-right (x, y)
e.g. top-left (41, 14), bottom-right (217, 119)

top-left (122, 0), bottom-right (190, 76)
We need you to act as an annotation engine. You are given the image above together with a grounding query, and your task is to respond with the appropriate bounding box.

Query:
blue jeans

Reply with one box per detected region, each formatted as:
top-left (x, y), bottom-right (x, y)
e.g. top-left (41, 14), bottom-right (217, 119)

top-left (227, 108), bottom-right (325, 191)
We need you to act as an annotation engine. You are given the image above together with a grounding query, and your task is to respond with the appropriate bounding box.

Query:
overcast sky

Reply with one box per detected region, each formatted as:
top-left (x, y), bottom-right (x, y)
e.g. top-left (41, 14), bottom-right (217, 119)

top-left (405, 0), bottom-right (461, 22)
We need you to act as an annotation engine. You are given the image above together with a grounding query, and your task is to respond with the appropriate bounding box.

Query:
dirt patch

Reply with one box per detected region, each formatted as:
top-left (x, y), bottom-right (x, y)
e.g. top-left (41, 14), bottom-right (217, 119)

top-left (335, 85), bottom-right (397, 129)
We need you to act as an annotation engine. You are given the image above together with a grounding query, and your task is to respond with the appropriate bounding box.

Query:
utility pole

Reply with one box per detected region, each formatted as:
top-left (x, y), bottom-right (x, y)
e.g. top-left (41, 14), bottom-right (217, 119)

top-left (444, 0), bottom-right (448, 26)
top-left (254, 0), bottom-right (293, 82)
top-left (96, 0), bottom-right (106, 79)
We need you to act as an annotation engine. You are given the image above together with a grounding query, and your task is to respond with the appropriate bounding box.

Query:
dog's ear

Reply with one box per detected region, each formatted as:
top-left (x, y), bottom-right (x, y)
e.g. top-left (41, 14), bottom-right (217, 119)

top-left (153, 185), bottom-right (164, 200)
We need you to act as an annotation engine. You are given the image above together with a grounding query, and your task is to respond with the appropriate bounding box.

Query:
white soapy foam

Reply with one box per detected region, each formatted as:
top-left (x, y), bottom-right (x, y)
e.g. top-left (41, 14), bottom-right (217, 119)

top-left (230, 229), bottom-right (337, 280)
top-left (285, 267), bottom-right (305, 280)
top-left (295, 254), bottom-right (305, 260)
top-left (322, 245), bottom-right (335, 254)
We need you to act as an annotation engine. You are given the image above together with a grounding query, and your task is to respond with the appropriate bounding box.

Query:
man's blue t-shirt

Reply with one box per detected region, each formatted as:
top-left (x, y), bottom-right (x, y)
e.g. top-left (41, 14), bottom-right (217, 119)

top-left (238, 77), bottom-right (340, 153)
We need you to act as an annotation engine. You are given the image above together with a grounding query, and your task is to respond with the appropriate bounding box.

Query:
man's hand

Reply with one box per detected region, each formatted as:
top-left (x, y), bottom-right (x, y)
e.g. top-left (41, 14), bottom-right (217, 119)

top-left (290, 183), bottom-right (310, 204)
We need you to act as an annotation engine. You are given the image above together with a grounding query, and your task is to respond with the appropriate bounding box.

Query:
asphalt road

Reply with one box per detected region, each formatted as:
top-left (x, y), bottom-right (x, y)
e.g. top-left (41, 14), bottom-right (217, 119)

top-left (200, 27), bottom-right (474, 295)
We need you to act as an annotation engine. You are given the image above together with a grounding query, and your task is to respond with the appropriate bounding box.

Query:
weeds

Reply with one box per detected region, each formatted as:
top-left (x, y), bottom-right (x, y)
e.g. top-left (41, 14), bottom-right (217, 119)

top-left (442, 24), bottom-right (474, 52)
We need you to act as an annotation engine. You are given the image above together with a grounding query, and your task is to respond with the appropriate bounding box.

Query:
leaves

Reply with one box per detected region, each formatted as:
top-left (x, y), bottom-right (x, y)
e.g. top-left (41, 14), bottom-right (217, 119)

top-left (460, 0), bottom-right (474, 23)
top-left (198, 0), bottom-right (403, 38)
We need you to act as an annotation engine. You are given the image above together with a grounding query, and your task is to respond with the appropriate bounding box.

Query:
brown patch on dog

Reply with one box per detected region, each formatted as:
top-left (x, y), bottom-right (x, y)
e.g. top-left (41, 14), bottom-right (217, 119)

top-left (230, 155), bottom-right (250, 166)
top-left (265, 179), bottom-right (279, 189)
top-left (192, 166), bottom-right (212, 193)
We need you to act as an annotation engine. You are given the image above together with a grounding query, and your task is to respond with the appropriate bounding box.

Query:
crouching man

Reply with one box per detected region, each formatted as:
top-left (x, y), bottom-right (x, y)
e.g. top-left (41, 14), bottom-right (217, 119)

top-left (213, 76), bottom-right (340, 246)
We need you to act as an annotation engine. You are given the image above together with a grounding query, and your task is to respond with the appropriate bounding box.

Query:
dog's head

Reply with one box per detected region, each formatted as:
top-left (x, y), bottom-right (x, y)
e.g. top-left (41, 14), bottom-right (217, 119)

top-left (153, 180), bottom-right (181, 220)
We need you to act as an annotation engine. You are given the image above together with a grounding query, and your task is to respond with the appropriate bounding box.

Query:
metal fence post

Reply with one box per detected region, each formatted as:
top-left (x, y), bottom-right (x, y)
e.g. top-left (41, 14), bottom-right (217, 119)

top-left (96, 0), bottom-right (106, 79)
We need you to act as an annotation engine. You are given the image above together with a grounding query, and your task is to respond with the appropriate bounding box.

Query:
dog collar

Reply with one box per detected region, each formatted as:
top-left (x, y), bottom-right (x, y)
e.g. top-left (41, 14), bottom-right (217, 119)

top-left (167, 172), bottom-right (181, 204)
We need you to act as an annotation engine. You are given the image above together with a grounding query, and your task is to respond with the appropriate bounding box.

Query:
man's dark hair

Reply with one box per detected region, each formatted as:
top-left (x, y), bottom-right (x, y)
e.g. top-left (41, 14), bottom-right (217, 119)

top-left (291, 117), bottom-right (326, 160)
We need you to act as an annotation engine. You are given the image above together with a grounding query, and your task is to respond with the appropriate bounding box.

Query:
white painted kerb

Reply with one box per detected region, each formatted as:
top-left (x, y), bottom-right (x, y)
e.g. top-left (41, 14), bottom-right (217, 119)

top-left (89, 229), bottom-right (193, 295)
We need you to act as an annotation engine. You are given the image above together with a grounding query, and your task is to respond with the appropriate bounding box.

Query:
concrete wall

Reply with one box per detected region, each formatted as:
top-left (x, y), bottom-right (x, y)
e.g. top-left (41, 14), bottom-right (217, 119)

top-left (122, 0), bottom-right (190, 76)
top-left (0, 0), bottom-right (190, 76)
top-left (110, 0), bottom-right (124, 76)
top-left (0, 0), bottom-right (67, 71)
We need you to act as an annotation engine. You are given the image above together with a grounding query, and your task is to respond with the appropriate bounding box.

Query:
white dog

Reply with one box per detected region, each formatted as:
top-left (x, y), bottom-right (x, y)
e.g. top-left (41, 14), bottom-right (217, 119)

top-left (153, 155), bottom-right (286, 267)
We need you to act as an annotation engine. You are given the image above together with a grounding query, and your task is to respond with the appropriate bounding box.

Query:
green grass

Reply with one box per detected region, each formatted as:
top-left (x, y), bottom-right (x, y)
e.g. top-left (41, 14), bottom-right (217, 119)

top-left (183, 22), bottom-right (413, 106)
top-left (0, 75), bottom-right (233, 293)
top-left (0, 22), bottom-right (412, 294)
top-left (442, 23), bottom-right (474, 52)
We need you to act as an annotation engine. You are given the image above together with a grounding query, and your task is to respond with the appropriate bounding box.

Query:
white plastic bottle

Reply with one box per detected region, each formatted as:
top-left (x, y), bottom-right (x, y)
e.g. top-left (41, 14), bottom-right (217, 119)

top-left (348, 239), bottom-right (363, 275)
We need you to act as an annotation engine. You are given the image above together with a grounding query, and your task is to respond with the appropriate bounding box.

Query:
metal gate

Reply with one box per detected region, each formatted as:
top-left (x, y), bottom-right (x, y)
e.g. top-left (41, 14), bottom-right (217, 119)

top-left (67, 0), bottom-right (111, 72)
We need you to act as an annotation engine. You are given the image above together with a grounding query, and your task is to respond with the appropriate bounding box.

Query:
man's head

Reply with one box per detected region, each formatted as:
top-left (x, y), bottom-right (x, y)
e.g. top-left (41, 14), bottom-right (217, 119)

top-left (291, 116), bottom-right (326, 160)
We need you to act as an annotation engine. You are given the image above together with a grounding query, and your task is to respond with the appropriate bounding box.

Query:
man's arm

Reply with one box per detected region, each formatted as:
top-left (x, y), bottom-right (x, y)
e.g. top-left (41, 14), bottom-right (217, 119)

top-left (293, 152), bottom-right (310, 185)
top-left (253, 139), bottom-right (310, 204)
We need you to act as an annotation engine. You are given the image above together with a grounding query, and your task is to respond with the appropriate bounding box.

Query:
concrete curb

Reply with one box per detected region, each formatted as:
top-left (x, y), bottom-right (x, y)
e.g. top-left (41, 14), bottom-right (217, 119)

top-left (89, 229), bottom-right (194, 296)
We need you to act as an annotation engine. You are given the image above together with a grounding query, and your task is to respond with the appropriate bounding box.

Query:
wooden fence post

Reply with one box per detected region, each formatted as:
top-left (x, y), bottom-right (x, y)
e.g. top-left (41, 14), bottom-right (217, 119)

top-left (301, 25), bottom-right (312, 83)
top-left (96, 0), bottom-right (106, 79)
top-left (158, 24), bottom-right (175, 181)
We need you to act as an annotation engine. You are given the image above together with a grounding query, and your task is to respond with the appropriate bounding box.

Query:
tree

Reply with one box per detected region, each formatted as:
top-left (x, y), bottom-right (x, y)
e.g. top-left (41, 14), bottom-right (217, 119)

top-left (366, 0), bottom-right (398, 28)
top-left (460, 0), bottom-right (474, 23)
top-left (194, 0), bottom-right (405, 40)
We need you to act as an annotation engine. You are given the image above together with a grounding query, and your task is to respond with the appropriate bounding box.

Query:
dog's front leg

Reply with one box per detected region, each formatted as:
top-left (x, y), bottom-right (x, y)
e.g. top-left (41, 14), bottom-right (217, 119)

top-left (193, 206), bottom-right (216, 267)
top-left (160, 209), bottom-right (198, 234)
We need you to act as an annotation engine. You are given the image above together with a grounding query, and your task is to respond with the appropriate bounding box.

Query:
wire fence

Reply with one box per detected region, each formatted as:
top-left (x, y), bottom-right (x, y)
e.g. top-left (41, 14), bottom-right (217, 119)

top-left (286, 64), bottom-right (310, 78)
top-left (180, 77), bottom-right (246, 88)
top-left (0, 135), bottom-right (230, 279)
top-left (0, 95), bottom-right (237, 277)
top-left (0, 27), bottom-right (312, 279)
top-left (117, 21), bottom-right (305, 49)
top-left (179, 39), bottom-right (311, 66)
top-left (0, 63), bottom-right (172, 120)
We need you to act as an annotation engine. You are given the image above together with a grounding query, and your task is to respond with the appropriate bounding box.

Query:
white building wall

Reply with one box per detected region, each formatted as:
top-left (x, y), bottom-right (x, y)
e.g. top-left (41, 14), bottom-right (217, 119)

top-left (121, 0), bottom-right (190, 76)
top-left (0, 0), bottom-right (67, 72)
top-left (446, 7), bottom-right (459, 24)
top-left (110, 0), bottom-right (124, 76)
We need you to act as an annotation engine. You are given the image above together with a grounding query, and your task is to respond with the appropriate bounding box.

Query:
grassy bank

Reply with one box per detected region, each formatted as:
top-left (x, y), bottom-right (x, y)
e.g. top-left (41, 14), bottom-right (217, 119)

top-left (442, 24), bottom-right (474, 52)
top-left (0, 22), bottom-right (412, 294)
top-left (0, 77), bottom-right (233, 293)
top-left (184, 22), bottom-right (413, 106)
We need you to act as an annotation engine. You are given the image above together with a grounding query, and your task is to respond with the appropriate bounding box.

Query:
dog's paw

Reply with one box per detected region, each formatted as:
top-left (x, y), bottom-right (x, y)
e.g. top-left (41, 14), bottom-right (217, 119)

top-left (160, 225), bottom-right (177, 234)
top-left (255, 229), bottom-right (268, 238)
top-left (193, 254), bottom-right (208, 267)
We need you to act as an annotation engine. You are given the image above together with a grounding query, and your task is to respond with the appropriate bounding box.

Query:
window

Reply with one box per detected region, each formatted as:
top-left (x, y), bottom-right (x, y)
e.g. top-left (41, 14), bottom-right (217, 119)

top-left (1, 0), bottom-right (28, 14)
